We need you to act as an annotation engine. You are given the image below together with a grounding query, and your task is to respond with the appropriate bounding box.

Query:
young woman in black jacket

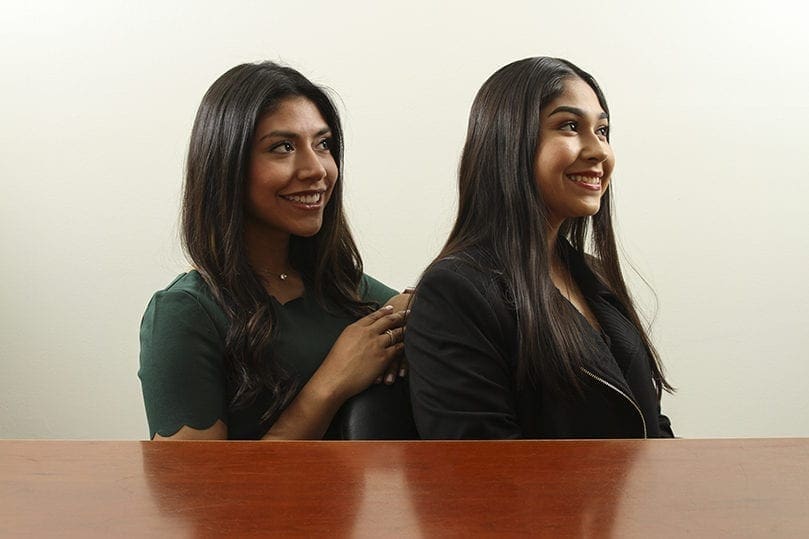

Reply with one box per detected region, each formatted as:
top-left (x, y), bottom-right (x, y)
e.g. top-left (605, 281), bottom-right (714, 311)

top-left (406, 57), bottom-right (674, 439)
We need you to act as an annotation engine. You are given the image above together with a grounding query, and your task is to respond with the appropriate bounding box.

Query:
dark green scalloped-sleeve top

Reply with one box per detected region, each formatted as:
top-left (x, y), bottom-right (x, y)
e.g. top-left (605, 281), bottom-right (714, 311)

top-left (138, 270), bottom-right (396, 439)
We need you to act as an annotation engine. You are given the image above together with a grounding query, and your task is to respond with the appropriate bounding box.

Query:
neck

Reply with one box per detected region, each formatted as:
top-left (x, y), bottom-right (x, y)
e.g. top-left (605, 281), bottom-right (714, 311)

top-left (244, 221), bottom-right (292, 276)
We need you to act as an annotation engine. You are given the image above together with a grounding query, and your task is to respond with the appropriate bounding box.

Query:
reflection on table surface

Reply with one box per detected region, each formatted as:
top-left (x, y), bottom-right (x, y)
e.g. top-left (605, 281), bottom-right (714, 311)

top-left (2, 438), bottom-right (808, 537)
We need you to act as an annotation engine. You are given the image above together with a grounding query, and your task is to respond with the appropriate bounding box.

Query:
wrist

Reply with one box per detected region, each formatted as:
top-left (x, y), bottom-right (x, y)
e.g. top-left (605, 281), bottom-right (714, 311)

top-left (304, 368), bottom-right (346, 410)
top-left (261, 372), bottom-right (344, 441)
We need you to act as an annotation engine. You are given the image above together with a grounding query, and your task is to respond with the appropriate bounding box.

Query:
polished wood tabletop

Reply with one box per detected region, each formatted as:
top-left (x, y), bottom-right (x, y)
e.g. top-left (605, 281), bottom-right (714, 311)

top-left (2, 438), bottom-right (807, 537)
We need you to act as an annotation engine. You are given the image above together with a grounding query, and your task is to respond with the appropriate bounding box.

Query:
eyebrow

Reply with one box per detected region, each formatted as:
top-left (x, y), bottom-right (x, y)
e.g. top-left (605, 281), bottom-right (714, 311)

top-left (258, 127), bottom-right (331, 142)
top-left (547, 106), bottom-right (609, 120)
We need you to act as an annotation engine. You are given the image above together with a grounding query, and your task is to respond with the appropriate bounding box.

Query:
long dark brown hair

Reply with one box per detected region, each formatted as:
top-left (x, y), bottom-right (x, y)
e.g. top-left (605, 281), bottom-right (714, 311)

top-left (434, 56), bottom-right (672, 398)
top-left (182, 61), bottom-right (371, 423)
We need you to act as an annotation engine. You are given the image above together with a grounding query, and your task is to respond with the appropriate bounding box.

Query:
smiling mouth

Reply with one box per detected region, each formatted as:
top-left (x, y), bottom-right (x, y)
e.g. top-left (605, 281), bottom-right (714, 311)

top-left (282, 192), bottom-right (323, 205)
top-left (567, 174), bottom-right (602, 186)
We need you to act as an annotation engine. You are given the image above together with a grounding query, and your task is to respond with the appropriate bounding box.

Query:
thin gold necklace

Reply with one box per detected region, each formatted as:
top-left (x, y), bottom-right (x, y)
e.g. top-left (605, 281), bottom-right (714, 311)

top-left (258, 268), bottom-right (291, 281)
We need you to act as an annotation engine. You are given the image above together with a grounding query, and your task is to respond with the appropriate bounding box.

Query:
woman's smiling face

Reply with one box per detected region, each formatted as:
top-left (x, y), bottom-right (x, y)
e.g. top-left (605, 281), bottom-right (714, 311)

top-left (245, 96), bottom-right (338, 241)
top-left (534, 77), bottom-right (614, 230)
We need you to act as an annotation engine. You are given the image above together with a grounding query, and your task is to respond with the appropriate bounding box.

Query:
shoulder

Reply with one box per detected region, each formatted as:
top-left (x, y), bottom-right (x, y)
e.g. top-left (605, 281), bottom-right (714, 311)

top-left (413, 249), bottom-right (512, 329)
top-left (421, 250), bottom-right (505, 303)
top-left (155, 270), bottom-right (213, 299)
top-left (359, 274), bottom-right (397, 305)
top-left (138, 271), bottom-right (230, 439)
top-left (151, 270), bottom-right (216, 303)
top-left (141, 271), bottom-right (227, 337)
top-left (139, 272), bottom-right (229, 399)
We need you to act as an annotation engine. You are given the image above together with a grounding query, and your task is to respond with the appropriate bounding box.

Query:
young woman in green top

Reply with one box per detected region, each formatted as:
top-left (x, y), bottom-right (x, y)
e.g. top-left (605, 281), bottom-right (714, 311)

top-left (139, 62), bottom-right (410, 440)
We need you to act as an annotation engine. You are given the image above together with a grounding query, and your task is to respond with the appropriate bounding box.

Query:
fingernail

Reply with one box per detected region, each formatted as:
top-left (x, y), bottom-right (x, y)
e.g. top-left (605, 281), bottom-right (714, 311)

top-left (399, 368), bottom-right (406, 377)
top-left (382, 305), bottom-right (394, 311)
top-left (375, 377), bottom-right (382, 384)
top-left (385, 374), bottom-right (395, 384)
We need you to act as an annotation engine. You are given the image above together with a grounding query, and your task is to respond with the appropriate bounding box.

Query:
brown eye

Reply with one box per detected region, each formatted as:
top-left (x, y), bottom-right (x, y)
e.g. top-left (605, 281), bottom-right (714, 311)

top-left (270, 141), bottom-right (294, 153)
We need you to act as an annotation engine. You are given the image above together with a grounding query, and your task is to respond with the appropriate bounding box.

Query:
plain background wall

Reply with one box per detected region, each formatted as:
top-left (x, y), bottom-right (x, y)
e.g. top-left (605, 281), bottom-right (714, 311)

top-left (1, 0), bottom-right (807, 439)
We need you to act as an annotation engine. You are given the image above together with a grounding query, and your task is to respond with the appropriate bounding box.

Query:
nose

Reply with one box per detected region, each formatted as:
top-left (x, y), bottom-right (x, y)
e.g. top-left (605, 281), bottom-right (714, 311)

top-left (295, 146), bottom-right (328, 183)
top-left (581, 133), bottom-right (610, 163)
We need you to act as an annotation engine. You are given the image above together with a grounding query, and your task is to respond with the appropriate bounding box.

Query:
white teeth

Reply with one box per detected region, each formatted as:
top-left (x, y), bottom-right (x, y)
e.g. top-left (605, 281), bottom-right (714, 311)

top-left (567, 174), bottom-right (601, 185)
top-left (284, 193), bottom-right (322, 204)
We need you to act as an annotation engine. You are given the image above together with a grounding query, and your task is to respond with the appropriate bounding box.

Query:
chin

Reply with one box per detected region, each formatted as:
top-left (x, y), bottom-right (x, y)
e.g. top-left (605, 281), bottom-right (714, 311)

top-left (577, 202), bottom-right (602, 217)
top-left (293, 231), bottom-right (322, 239)
top-left (562, 211), bottom-right (597, 221)
top-left (290, 222), bottom-right (325, 238)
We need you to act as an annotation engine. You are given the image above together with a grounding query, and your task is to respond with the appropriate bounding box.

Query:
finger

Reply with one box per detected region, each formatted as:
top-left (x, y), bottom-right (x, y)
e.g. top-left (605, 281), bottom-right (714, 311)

top-left (388, 342), bottom-right (405, 360)
top-left (370, 309), bottom-right (409, 332)
top-left (398, 357), bottom-right (408, 378)
top-left (376, 325), bottom-right (405, 355)
top-left (388, 326), bottom-right (405, 345)
top-left (381, 343), bottom-right (405, 383)
top-left (361, 305), bottom-right (395, 326)
top-left (375, 327), bottom-right (392, 351)
top-left (381, 329), bottom-right (405, 385)
top-left (384, 294), bottom-right (411, 312)
top-left (382, 358), bottom-right (399, 385)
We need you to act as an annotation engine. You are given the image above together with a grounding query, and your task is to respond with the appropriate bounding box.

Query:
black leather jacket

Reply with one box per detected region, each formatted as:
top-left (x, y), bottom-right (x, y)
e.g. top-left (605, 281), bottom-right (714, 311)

top-left (406, 247), bottom-right (673, 439)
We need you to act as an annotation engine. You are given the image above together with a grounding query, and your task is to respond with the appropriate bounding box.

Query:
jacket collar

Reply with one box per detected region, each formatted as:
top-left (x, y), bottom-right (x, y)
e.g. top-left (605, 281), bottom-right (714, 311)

top-left (558, 240), bottom-right (638, 398)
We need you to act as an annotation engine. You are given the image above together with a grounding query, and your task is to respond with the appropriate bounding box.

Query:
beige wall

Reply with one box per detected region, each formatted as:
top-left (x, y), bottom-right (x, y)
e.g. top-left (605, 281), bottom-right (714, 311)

top-left (2, 0), bottom-right (807, 438)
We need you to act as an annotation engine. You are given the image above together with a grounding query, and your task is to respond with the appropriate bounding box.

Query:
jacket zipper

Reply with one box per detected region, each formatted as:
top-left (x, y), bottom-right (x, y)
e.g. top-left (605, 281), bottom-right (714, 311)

top-left (581, 367), bottom-right (647, 439)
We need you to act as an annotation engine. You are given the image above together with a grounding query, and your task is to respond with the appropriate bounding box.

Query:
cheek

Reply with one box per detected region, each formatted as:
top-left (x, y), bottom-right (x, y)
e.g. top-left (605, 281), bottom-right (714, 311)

top-left (328, 162), bottom-right (339, 184)
top-left (537, 140), bottom-right (576, 171)
top-left (325, 158), bottom-right (339, 190)
top-left (534, 144), bottom-right (569, 188)
top-left (603, 144), bottom-right (615, 172)
top-left (248, 158), bottom-right (286, 189)
top-left (603, 153), bottom-right (615, 189)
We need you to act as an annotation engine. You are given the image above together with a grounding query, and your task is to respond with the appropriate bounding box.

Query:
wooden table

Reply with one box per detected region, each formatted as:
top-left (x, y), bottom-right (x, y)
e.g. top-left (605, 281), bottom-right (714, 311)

top-left (2, 438), bottom-right (807, 537)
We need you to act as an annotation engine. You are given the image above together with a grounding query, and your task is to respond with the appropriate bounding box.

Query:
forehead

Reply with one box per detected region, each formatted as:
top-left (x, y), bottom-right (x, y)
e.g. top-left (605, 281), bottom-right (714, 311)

top-left (254, 96), bottom-right (329, 133)
top-left (542, 77), bottom-right (605, 116)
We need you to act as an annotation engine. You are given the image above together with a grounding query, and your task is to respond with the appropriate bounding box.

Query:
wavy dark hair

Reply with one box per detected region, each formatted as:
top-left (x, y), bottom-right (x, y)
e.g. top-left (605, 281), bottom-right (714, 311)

top-left (434, 56), bottom-right (672, 398)
top-left (182, 61), bottom-right (371, 423)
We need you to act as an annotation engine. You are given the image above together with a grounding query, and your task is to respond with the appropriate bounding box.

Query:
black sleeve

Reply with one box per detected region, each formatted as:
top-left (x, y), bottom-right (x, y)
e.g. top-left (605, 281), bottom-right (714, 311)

top-left (405, 263), bottom-right (521, 439)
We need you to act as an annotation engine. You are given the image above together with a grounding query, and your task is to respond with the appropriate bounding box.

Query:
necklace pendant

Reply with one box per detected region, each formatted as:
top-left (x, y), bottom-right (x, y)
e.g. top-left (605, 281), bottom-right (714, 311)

top-left (279, 273), bottom-right (288, 281)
